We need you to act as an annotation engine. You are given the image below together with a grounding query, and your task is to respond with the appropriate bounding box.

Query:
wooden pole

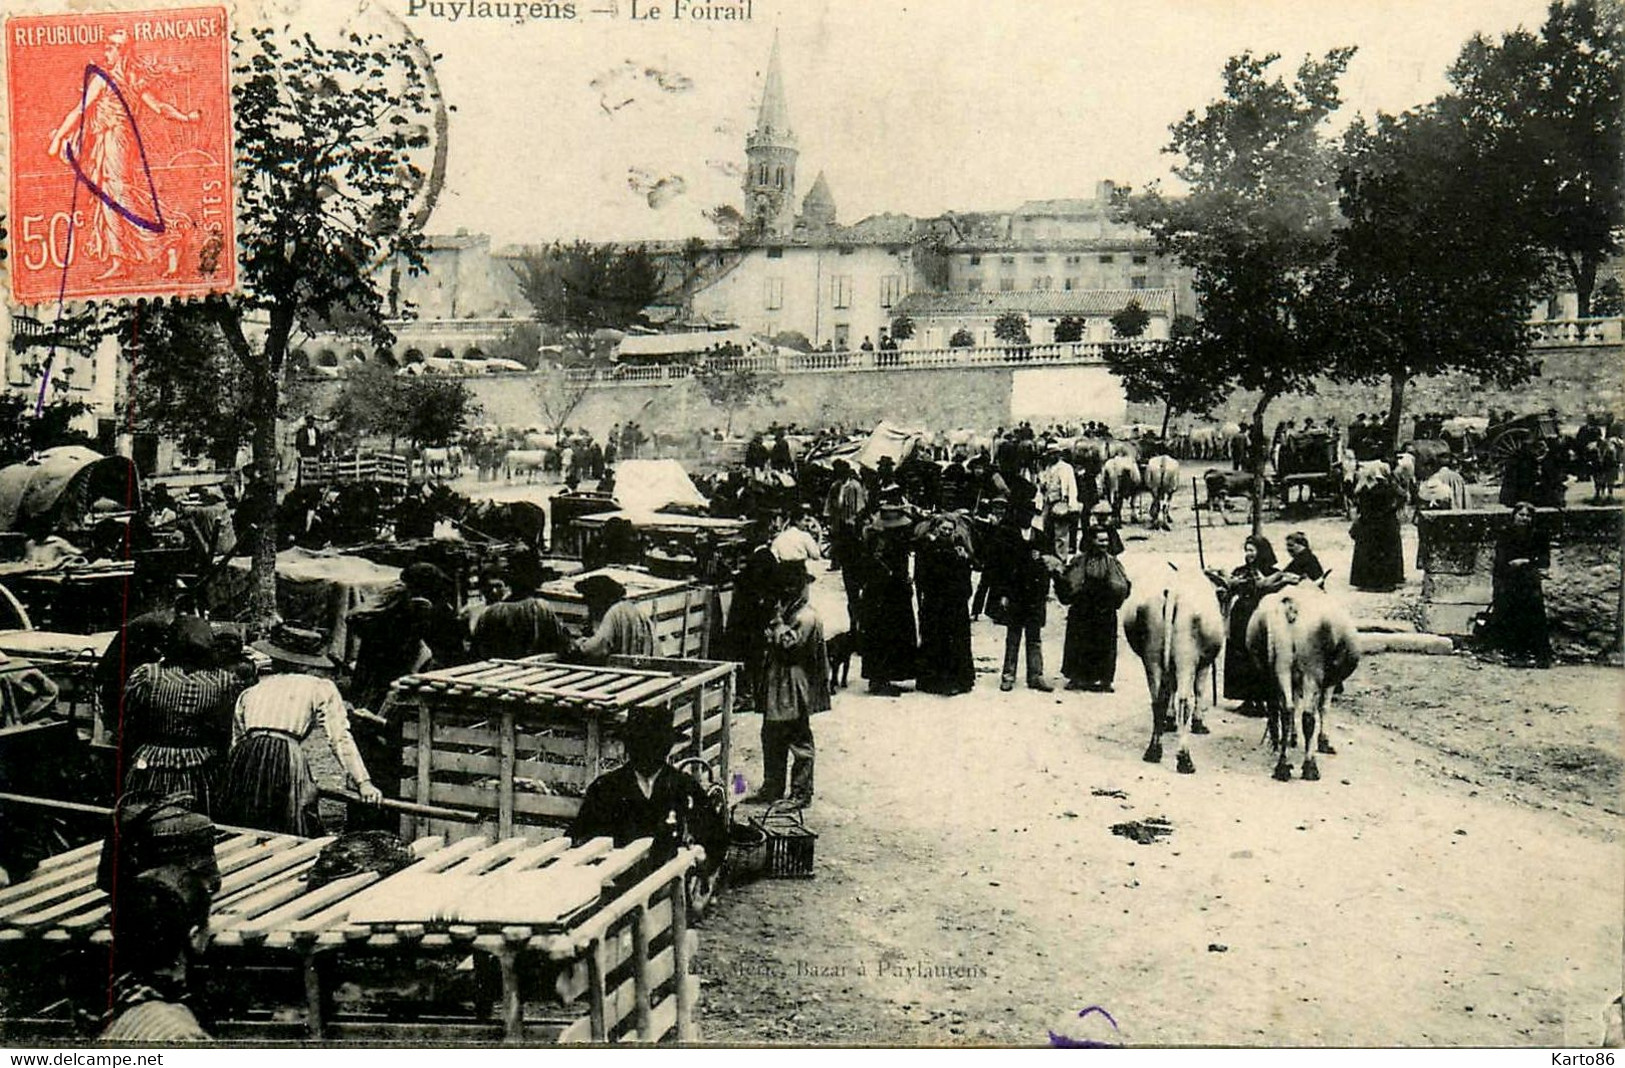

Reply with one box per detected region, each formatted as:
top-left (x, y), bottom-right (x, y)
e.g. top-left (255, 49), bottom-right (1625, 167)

top-left (1192, 477), bottom-right (1206, 571)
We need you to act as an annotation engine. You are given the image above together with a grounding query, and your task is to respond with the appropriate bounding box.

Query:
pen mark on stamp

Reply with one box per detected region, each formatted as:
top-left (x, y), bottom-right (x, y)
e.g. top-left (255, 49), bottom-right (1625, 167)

top-left (1048, 1005), bottom-right (1123, 1048)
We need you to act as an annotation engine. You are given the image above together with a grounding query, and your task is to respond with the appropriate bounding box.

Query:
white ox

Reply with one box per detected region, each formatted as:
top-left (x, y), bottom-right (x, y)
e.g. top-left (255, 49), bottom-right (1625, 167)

top-left (1142, 455), bottom-right (1180, 530)
top-left (1124, 566), bottom-right (1225, 775)
top-left (1245, 582), bottom-right (1361, 782)
top-left (503, 449), bottom-right (550, 482)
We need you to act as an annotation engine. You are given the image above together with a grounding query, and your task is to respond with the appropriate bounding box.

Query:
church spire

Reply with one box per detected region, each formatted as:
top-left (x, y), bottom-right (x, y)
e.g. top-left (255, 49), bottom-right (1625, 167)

top-left (754, 31), bottom-right (793, 140)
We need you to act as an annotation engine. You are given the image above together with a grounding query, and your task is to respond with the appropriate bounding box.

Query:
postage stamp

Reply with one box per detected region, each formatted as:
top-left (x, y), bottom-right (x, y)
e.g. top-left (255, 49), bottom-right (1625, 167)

top-left (4, 4), bottom-right (235, 305)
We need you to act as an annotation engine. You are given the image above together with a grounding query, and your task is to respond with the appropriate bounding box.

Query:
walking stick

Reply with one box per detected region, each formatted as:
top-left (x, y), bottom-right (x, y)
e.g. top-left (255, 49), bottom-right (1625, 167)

top-left (1192, 477), bottom-right (1206, 571)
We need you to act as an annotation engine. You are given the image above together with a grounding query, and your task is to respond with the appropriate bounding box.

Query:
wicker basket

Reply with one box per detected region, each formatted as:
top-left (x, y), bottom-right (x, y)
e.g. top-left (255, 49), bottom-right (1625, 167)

top-left (751, 802), bottom-right (816, 879)
top-left (726, 821), bottom-right (769, 884)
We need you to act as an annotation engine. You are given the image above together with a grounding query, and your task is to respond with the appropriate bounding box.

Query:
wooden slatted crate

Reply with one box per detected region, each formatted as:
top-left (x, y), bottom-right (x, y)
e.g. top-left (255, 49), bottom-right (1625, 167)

top-left (391, 655), bottom-right (735, 842)
top-left (0, 831), bottom-right (703, 1044)
top-left (537, 567), bottom-right (714, 660)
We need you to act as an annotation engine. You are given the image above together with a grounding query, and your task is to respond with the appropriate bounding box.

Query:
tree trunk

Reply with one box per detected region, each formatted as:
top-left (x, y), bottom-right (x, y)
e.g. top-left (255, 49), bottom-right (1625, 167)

top-left (1249, 393), bottom-right (1274, 537)
top-left (1570, 252), bottom-right (1598, 325)
top-left (1160, 400), bottom-right (1173, 439)
top-left (1385, 374), bottom-right (1408, 464)
top-left (214, 299), bottom-right (291, 632)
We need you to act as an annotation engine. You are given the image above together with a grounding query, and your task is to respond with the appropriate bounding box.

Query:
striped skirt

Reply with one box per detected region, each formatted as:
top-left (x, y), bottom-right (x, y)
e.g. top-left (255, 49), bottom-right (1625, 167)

top-left (215, 731), bottom-right (323, 838)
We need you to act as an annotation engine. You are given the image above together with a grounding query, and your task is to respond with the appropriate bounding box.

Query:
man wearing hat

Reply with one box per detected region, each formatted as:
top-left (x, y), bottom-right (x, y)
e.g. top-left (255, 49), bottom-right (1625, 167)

top-left (568, 573), bottom-right (655, 664)
top-left (97, 793), bottom-right (221, 1041)
top-left (214, 624), bottom-right (381, 837)
top-left (1038, 442), bottom-right (1080, 557)
top-left (823, 459), bottom-right (867, 578)
top-left (983, 480), bottom-right (1059, 692)
top-left (120, 617), bottom-right (252, 815)
top-left (747, 559), bottom-right (830, 807)
top-left (569, 706), bottom-right (727, 868)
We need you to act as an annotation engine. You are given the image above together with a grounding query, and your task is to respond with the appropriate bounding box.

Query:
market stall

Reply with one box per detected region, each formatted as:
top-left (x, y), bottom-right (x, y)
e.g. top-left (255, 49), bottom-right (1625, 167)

top-left (0, 830), bottom-right (701, 1043)
top-left (387, 655), bottom-right (735, 843)
top-left (219, 548), bottom-right (401, 660)
top-left (537, 567), bottom-right (715, 659)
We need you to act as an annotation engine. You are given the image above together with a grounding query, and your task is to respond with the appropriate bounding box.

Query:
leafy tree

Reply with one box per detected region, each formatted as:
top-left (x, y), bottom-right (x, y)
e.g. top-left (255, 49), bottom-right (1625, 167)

top-left (693, 361), bottom-right (783, 437)
top-left (116, 25), bottom-right (435, 623)
top-left (1103, 315), bottom-right (1229, 438)
top-left (890, 314), bottom-right (916, 343)
top-left (1125, 48), bottom-right (1354, 532)
top-left (1053, 316), bottom-right (1085, 343)
top-left (1594, 276), bottom-right (1625, 317)
top-left (399, 376), bottom-right (478, 448)
top-left (490, 320), bottom-right (544, 370)
top-left (1110, 301), bottom-right (1151, 340)
top-left (993, 311), bottom-right (1030, 346)
top-left (948, 327), bottom-right (976, 349)
top-left (328, 360), bottom-right (408, 451)
top-left (1445, 0), bottom-right (1623, 319)
top-left (123, 303), bottom-right (256, 466)
top-left (1317, 104), bottom-right (1549, 459)
top-left (511, 242), bottom-right (665, 367)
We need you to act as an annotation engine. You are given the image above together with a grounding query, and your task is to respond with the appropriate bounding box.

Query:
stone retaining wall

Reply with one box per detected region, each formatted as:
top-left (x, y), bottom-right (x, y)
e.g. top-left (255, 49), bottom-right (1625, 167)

top-left (1416, 506), bottom-right (1623, 663)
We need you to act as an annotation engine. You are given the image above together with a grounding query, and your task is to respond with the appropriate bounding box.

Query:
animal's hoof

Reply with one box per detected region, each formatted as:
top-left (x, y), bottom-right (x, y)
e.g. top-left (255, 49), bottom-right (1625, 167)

top-left (1176, 752), bottom-right (1196, 775)
top-left (1302, 758), bottom-right (1320, 781)
top-left (1316, 737), bottom-right (1336, 755)
top-left (1190, 718), bottom-right (1211, 736)
top-left (1143, 742), bottom-right (1163, 764)
top-left (1273, 762), bottom-right (1292, 782)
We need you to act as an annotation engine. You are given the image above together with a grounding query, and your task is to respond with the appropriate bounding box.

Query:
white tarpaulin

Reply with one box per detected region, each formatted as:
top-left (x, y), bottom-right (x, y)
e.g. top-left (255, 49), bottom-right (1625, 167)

top-left (611, 459), bottom-right (709, 513)
top-left (851, 421), bottom-right (929, 471)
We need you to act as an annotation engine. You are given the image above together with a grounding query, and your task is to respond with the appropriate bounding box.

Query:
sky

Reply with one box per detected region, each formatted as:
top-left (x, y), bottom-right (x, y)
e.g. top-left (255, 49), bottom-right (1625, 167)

top-left (386, 0), bottom-right (1555, 244)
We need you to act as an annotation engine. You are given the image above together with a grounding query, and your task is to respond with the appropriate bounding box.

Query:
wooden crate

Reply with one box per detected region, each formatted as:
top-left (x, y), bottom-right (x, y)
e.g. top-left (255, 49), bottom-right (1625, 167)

top-left (537, 567), bottom-right (713, 660)
top-left (0, 831), bottom-right (702, 1044)
top-left (391, 656), bottom-right (735, 842)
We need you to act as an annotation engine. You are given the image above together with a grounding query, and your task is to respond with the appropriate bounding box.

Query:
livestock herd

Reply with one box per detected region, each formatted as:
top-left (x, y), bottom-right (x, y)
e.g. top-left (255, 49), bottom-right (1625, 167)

top-left (1126, 564), bottom-right (1361, 783)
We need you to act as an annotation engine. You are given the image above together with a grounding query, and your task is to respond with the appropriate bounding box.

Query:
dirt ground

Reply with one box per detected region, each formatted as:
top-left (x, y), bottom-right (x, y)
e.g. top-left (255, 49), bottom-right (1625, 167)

top-left (306, 470), bottom-right (1621, 1047)
top-left (695, 506), bottom-right (1622, 1048)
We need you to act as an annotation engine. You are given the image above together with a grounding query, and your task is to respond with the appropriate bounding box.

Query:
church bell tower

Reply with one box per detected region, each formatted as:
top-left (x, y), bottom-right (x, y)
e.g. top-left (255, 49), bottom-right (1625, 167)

top-left (745, 33), bottom-right (798, 239)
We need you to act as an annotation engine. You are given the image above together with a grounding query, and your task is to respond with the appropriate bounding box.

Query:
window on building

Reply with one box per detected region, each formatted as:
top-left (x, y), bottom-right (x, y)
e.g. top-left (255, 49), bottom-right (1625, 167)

top-left (1099, 254), bottom-right (1115, 264)
top-left (759, 164), bottom-right (768, 184)
top-left (832, 275), bottom-right (852, 308)
top-left (1065, 255), bottom-right (1081, 265)
top-left (838, 246), bottom-right (854, 256)
top-left (834, 323), bottom-right (851, 348)
top-left (1032, 255), bottom-right (1048, 264)
top-left (880, 274), bottom-right (904, 308)
top-left (967, 278), bottom-right (983, 293)
top-left (1131, 276), bottom-right (1148, 289)
top-left (1064, 277), bottom-right (1077, 291)
top-left (1033, 276), bottom-right (1053, 291)
top-left (999, 278), bottom-right (1015, 292)
top-left (764, 277), bottom-right (784, 310)
top-left (1132, 254), bottom-right (1148, 265)
top-left (775, 166), bottom-right (785, 188)
top-left (765, 321), bottom-right (778, 338)
top-left (767, 247), bottom-right (784, 259)
top-left (969, 254), bottom-right (982, 266)
top-left (1000, 255), bottom-right (1015, 266)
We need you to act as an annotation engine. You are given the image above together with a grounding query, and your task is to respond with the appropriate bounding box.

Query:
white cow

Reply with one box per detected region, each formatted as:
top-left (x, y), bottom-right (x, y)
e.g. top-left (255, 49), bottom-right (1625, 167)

top-left (503, 449), bottom-right (550, 482)
top-left (1245, 582), bottom-right (1360, 782)
top-left (1124, 566), bottom-right (1225, 775)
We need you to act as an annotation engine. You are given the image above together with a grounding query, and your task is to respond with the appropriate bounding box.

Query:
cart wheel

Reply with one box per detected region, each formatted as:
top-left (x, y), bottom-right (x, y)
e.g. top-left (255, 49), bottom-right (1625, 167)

top-left (0, 582), bottom-right (33, 631)
top-left (1492, 427), bottom-right (1531, 463)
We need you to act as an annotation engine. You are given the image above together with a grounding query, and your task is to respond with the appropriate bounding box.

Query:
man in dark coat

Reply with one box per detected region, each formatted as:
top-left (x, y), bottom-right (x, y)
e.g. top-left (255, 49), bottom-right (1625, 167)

top-left (983, 483), bottom-right (1057, 692)
top-left (570, 707), bottom-right (727, 868)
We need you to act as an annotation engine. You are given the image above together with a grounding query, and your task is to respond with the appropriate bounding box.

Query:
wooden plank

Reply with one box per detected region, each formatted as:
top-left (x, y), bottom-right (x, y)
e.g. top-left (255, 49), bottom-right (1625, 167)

top-left (587, 839), bottom-right (653, 885)
top-left (630, 905), bottom-right (652, 1039)
top-left (671, 871), bottom-right (693, 1041)
top-left (501, 837), bottom-right (575, 872)
top-left (229, 870), bottom-right (379, 943)
top-left (426, 783), bottom-right (580, 822)
top-left (10, 887), bottom-right (104, 930)
top-left (415, 702), bottom-right (433, 839)
top-left (445, 837), bottom-right (533, 876)
top-left (498, 709), bottom-right (516, 839)
top-left (541, 850), bottom-right (698, 959)
top-left (586, 940), bottom-right (608, 1042)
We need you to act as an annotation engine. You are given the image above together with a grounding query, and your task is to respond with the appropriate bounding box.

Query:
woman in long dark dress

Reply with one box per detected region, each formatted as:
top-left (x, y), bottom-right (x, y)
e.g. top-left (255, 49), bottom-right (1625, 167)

top-left (1350, 470), bottom-right (1406, 591)
top-left (913, 513), bottom-right (975, 696)
top-left (1207, 534), bottom-right (1279, 715)
top-left (1060, 525), bottom-right (1132, 691)
top-left (858, 500), bottom-right (919, 696)
top-left (1481, 501), bottom-right (1553, 665)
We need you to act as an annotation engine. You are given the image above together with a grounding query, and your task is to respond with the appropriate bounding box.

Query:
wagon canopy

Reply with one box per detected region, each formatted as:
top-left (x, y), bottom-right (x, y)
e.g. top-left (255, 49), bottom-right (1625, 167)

top-left (611, 459), bottom-right (709, 514)
top-left (806, 421), bottom-right (928, 471)
top-left (0, 447), bottom-right (140, 535)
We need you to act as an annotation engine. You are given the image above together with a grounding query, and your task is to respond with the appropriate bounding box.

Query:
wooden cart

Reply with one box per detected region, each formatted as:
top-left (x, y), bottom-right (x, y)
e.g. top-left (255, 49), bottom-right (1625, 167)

top-left (391, 655), bottom-right (735, 842)
top-left (537, 567), bottom-right (714, 659)
top-left (0, 830), bottom-right (702, 1044)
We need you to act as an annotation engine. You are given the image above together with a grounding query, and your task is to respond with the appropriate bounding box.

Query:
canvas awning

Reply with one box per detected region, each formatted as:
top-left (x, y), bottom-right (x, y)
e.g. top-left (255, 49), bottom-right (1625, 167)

top-left (0, 447), bottom-right (141, 536)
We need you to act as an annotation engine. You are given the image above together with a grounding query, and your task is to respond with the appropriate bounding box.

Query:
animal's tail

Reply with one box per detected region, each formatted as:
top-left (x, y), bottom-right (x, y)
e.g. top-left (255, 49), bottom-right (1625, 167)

top-left (1159, 586), bottom-right (1177, 694)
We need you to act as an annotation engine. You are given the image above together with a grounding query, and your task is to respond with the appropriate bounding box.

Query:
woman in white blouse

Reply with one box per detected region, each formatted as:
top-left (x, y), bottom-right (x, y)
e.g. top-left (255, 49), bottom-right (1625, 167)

top-left (216, 625), bottom-right (382, 836)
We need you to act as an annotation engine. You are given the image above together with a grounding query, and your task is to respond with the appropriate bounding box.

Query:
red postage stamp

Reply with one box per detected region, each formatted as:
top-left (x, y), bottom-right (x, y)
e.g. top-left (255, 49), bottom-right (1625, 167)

top-left (5, 5), bottom-right (235, 304)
